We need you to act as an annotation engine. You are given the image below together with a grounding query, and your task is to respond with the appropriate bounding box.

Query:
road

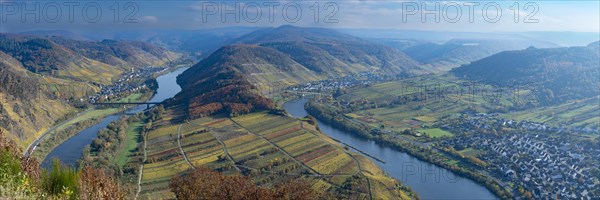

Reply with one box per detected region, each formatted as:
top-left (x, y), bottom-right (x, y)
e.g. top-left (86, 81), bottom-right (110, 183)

top-left (23, 109), bottom-right (93, 157)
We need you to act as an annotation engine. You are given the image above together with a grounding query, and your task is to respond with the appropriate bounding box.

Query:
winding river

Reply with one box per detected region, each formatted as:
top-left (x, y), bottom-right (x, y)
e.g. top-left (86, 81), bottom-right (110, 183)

top-left (41, 67), bottom-right (188, 168)
top-left (283, 98), bottom-right (498, 200)
top-left (41, 68), bottom-right (497, 199)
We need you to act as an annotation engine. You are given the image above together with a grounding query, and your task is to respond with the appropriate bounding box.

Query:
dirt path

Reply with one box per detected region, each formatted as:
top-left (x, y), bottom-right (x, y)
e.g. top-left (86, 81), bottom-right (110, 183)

top-left (134, 129), bottom-right (148, 200)
top-left (229, 119), bottom-right (370, 197)
top-left (229, 119), bottom-right (321, 176)
top-left (177, 124), bottom-right (196, 170)
top-left (185, 120), bottom-right (241, 172)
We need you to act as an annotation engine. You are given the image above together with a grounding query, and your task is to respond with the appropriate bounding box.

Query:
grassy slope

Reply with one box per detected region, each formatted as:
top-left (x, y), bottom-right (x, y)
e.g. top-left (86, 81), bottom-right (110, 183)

top-left (117, 120), bottom-right (144, 167)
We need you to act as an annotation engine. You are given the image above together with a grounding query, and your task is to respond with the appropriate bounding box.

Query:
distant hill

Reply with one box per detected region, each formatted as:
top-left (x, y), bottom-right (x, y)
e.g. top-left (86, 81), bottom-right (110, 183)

top-left (452, 42), bottom-right (600, 105)
top-left (19, 30), bottom-right (92, 41)
top-left (0, 34), bottom-right (181, 147)
top-left (232, 25), bottom-right (422, 75)
top-left (20, 27), bottom-right (260, 60)
top-left (174, 25), bottom-right (425, 118)
top-left (401, 39), bottom-right (558, 71)
top-left (339, 28), bottom-right (597, 46)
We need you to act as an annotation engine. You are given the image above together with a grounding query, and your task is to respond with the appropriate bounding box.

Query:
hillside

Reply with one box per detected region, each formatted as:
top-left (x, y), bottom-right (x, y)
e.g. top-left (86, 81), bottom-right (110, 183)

top-left (452, 42), bottom-right (600, 105)
top-left (174, 26), bottom-right (425, 118)
top-left (130, 109), bottom-right (413, 199)
top-left (0, 34), bottom-right (181, 148)
top-left (174, 46), bottom-right (278, 118)
top-left (402, 39), bottom-right (558, 71)
top-left (0, 52), bottom-right (78, 147)
top-left (233, 25), bottom-right (423, 75)
top-left (0, 34), bottom-right (180, 84)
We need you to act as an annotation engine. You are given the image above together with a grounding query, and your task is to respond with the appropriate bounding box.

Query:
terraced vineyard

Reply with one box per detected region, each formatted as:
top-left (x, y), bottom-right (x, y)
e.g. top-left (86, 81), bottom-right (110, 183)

top-left (500, 96), bottom-right (600, 130)
top-left (132, 111), bottom-right (411, 199)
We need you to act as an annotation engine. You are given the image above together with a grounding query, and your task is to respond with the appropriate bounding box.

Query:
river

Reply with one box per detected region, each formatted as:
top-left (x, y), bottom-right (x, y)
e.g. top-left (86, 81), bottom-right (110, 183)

top-left (41, 67), bottom-right (188, 168)
top-left (283, 98), bottom-right (498, 200)
top-left (40, 68), bottom-right (497, 199)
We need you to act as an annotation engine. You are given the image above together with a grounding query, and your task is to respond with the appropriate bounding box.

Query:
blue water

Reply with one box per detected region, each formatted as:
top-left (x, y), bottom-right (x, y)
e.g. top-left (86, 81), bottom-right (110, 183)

top-left (283, 98), bottom-right (498, 200)
top-left (41, 67), bottom-right (188, 168)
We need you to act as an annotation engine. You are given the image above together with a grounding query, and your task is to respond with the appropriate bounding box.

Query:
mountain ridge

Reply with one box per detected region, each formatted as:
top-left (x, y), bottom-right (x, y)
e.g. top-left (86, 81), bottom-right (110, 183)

top-left (452, 43), bottom-right (600, 105)
top-left (173, 26), bottom-right (426, 118)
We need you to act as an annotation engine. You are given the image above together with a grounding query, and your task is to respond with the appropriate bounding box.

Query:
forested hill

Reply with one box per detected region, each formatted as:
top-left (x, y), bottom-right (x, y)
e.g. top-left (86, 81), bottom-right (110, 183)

top-left (0, 34), bottom-right (181, 84)
top-left (173, 26), bottom-right (426, 118)
top-left (452, 42), bottom-right (600, 105)
top-left (402, 39), bottom-right (558, 71)
top-left (173, 45), bottom-right (276, 118)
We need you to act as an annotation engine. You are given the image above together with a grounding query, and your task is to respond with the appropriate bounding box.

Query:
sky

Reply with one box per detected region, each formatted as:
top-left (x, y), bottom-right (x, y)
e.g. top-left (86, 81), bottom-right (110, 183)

top-left (1, 0), bottom-right (599, 33)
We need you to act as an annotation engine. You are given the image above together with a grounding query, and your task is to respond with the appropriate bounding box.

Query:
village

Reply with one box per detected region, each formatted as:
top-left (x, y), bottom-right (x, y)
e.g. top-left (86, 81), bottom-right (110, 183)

top-left (441, 113), bottom-right (600, 199)
top-left (88, 67), bottom-right (167, 103)
top-left (287, 71), bottom-right (391, 94)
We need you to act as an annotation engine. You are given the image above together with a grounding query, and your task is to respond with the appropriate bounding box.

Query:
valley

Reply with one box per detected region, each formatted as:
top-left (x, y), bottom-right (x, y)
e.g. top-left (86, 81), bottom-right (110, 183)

top-left (302, 42), bottom-right (600, 198)
top-left (0, 33), bottom-right (183, 151)
top-left (1, 20), bottom-right (598, 200)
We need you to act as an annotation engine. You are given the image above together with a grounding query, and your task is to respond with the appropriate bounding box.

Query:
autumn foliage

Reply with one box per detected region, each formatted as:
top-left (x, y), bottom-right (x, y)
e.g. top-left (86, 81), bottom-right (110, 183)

top-left (169, 167), bottom-right (320, 200)
top-left (78, 165), bottom-right (129, 200)
top-left (1, 129), bottom-right (128, 199)
top-left (0, 129), bottom-right (40, 180)
top-left (176, 64), bottom-right (274, 118)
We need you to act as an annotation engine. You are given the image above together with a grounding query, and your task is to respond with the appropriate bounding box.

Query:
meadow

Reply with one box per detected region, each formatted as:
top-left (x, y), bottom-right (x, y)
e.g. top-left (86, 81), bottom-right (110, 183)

top-left (418, 128), bottom-right (454, 138)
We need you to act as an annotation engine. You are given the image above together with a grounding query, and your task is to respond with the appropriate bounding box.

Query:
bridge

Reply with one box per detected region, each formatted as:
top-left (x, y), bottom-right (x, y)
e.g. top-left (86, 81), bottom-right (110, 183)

top-left (92, 102), bottom-right (164, 109)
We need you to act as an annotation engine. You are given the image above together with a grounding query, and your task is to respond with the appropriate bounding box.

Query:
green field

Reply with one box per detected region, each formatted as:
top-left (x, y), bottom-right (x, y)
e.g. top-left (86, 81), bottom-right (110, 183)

top-left (338, 75), bottom-right (539, 134)
top-left (419, 128), bottom-right (454, 138)
top-left (458, 148), bottom-right (484, 157)
top-left (117, 120), bottom-right (144, 167)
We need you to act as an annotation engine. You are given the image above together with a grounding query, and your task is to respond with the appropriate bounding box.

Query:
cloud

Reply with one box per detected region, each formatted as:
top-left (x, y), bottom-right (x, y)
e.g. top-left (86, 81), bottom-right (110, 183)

top-left (188, 1), bottom-right (203, 11)
top-left (140, 16), bottom-right (158, 23)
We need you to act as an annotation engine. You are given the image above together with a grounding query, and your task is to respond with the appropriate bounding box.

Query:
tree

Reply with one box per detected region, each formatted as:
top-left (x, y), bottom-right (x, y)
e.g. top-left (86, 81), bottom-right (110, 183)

top-left (79, 165), bottom-right (128, 199)
top-left (170, 167), bottom-right (320, 200)
top-left (273, 179), bottom-right (320, 200)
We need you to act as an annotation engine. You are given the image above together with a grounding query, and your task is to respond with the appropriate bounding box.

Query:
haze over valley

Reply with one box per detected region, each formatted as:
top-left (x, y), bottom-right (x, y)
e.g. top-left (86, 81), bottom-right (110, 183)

top-left (1, 1), bottom-right (599, 199)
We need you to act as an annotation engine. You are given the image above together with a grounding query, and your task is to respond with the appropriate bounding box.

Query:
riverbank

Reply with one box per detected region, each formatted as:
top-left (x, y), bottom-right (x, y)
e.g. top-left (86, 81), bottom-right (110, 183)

top-left (37, 91), bottom-right (154, 165)
top-left (303, 98), bottom-right (511, 199)
top-left (37, 66), bottom-right (189, 167)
